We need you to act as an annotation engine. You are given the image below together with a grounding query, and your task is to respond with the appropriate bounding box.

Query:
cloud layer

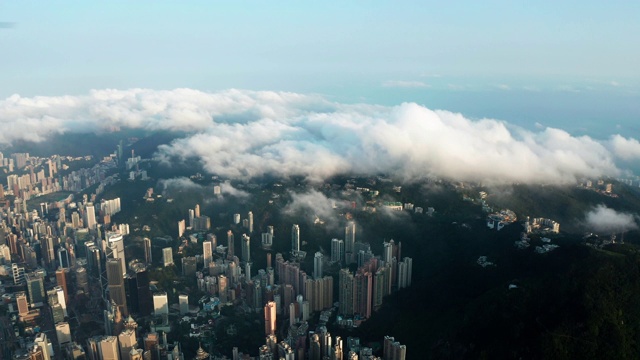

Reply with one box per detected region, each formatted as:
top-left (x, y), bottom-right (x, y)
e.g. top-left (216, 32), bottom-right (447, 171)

top-left (584, 205), bottom-right (639, 234)
top-left (1, 88), bottom-right (638, 184)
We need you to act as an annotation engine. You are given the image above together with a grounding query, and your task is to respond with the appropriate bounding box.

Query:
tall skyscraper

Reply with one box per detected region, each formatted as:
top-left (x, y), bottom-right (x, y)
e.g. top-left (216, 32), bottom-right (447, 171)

top-left (194, 204), bottom-right (200, 218)
top-left (227, 230), bottom-right (234, 258)
top-left (313, 252), bottom-right (323, 280)
top-left (16, 291), bottom-right (29, 315)
top-left (106, 258), bottom-right (128, 316)
top-left (55, 268), bottom-right (69, 303)
top-left (264, 301), bottom-right (277, 337)
top-left (291, 224), bottom-right (300, 253)
top-left (84, 203), bottom-right (96, 229)
top-left (153, 292), bottom-right (169, 316)
top-left (331, 239), bottom-right (344, 264)
top-left (247, 211), bottom-right (254, 233)
top-left (179, 294), bottom-right (189, 315)
top-left (143, 237), bottom-right (152, 264)
top-left (118, 329), bottom-right (137, 360)
top-left (136, 268), bottom-right (152, 317)
top-left (25, 272), bottom-right (45, 305)
top-left (345, 222), bottom-right (356, 264)
top-left (241, 234), bottom-right (251, 263)
top-left (99, 336), bottom-right (119, 360)
top-left (162, 247), bottom-right (173, 266)
top-left (203, 240), bottom-right (213, 268)
top-left (107, 232), bottom-right (126, 275)
top-left (55, 322), bottom-right (72, 346)
top-left (57, 246), bottom-right (70, 269)
top-left (339, 269), bottom-right (354, 316)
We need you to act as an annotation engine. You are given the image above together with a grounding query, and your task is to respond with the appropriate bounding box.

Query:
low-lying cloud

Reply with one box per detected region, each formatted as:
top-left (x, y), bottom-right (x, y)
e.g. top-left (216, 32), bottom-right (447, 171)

top-left (1, 88), bottom-right (637, 184)
top-left (584, 205), bottom-right (638, 234)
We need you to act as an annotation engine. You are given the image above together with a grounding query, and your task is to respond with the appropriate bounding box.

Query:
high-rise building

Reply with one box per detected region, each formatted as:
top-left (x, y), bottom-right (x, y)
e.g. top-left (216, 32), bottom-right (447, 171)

top-left (56, 268), bottom-right (69, 302)
top-left (345, 222), bottom-right (356, 264)
top-left (16, 291), bottom-right (29, 315)
top-left (188, 209), bottom-right (195, 229)
top-left (84, 203), bottom-right (96, 229)
top-left (162, 247), bottom-right (173, 266)
top-left (99, 336), bottom-right (119, 360)
top-left (291, 225), bottom-right (300, 253)
top-left (57, 246), bottom-right (70, 269)
top-left (383, 336), bottom-right (407, 360)
top-left (179, 294), bottom-right (189, 315)
top-left (313, 252), bottom-right (323, 280)
top-left (25, 272), bottom-right (45, 306)
top-left (227, 230), bottom-right (234, 258)
top-left (182, 256), bottom-right (197, 277)
top-left (153, 292), bottom-right (168, 316)
top-left (247, 211), bottom-right (254, 233)
top-left (178, 219), bottom-right (186, 238)
top-left (264, 301), bottom-right (277, 336)
top-left (136, 268), bottom-right (152, 317)
top-left (331, 239), bottom-right (344, 264)
top-left (194, 204), bottom-right (200, 218)
top-left (397, 257), bottom-right (412, 289)
top-left (203, 240), bottom-right (213, 268)
top-left (241, 234), bottom-right (251, 263)
top-left (12, 263), bottom-right (25, 285)
top-left (55, 322), bottom-right (72, 346)
top-left (107, 232), bottom-right (126, 275)
top-left (144, 237), bottom-right (152, 264)
top-left (106, 258), bottom-right (128, 316)
top-left (118, 329), bottom-right (137, 360)
top-left (75, 266), bottom-right (89, 294)
top-left (33, 333), bottom-right (53, 360)
top-left (339, 269), bottom-right (354, 316)
top-left (354, 270), bottom-right (372, 319)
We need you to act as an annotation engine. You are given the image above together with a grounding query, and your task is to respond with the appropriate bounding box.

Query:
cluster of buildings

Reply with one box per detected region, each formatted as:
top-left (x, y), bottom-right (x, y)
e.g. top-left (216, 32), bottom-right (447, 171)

top-left (0, 143), bottom-right (413, 360)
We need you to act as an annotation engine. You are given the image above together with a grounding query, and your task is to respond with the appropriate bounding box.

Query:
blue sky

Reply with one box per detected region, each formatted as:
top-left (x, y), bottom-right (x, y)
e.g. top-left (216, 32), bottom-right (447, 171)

top-left (0, 1), bottom-right (638, 137)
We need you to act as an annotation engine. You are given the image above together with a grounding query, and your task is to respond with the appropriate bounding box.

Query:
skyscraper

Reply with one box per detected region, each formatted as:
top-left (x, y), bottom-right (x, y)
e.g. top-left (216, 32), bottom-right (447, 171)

top-left (227, 230), bottom-right (234, 258)
top-left (339, 269), bottom-right (354, 316)
top-left (264, 301), bottom-right (277, 337)
top-left (84, 203), bottom-right (96, 229)
top-left (143, 237), bottom-right (152, 264)
top-left (106, 258), bottom-right (128, 316)
top-left (99, 336), bottom-right (119, 360)
top-left (55, 268), bottom-right (69, 303)
top-left (345, 222), bottom-right (356, 264)
top-left (247, 211), bottom-right (254, 233)
top-left (241, 234), bottom-right (251, 263)
top-left (331, 238), bottom-right (344, 264)
top-left (203, 240), bottom-right (213, 268)
top-left (291, 224), bottom-right (300, 253)
top-left (153, 292), bottom-right (169, 316)
top-left (313, 252), bottom-right (323, 280)
top-left (107, 232), bottom-right (126, 275)
top-left (118, 329), bottom-right (137, 360)
top-left (16, 291), bottom-right (29, 315)
top-left (179, 294), bottom-right (189, 315)
top-left (25, 272), bottom-right (45, 305)
top-left (162, 247), bottom-right (173, 266)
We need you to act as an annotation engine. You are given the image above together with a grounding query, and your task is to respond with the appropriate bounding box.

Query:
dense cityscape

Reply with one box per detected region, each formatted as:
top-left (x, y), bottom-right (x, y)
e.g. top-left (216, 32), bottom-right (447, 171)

top-left (0, 146), bottom-right (412, 360)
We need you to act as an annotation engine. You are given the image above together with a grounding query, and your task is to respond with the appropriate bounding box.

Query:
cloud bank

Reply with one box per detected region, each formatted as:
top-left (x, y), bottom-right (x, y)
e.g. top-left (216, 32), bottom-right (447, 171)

top-left (584, 205), bottom-right (638, 234)
top-left (1, 88), bottom-right (637, 184)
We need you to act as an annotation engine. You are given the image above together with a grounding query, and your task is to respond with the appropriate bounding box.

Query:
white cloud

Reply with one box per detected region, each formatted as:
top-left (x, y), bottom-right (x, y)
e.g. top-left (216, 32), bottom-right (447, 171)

top-left (281, 189), bottom-right (342, 227)
top-left (1, 88), bottom-right (636, 184)
top-left (382, 80), bottom-right (429, 88)
top-left (219, 182), bottom-right (249, 198)
top-left (584, 205), bottom-right (638, 234)
top-left (609, 135), bottom-right (640, 161)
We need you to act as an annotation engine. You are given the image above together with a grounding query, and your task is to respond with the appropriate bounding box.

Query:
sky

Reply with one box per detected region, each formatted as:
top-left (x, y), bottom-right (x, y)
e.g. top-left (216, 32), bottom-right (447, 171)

top-left (0, 1), bottom-right (639, 183)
